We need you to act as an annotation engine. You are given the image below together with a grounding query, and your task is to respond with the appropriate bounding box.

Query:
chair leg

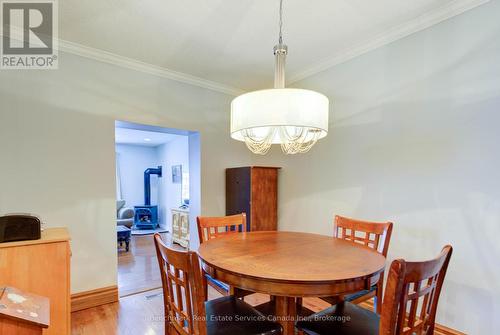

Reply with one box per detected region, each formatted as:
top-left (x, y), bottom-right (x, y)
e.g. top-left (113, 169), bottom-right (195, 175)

top-left (373, 272), bottom-right (385, 314)
top-left (375, 280), bottom-right (383, 314)
top-left (165, 321), bottom-right (174, 335)
top-left (202, 273), bottom-right (208, 301)
top-left (296, 297), bottom-right (303, 313)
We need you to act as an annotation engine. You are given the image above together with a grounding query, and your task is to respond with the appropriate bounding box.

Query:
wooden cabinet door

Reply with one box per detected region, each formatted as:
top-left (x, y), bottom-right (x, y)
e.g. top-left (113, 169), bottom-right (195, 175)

top-left (179, 213), bottom-right (189, 248)
top-left (0, 241), bottom-right (70, 335)
top-left (172, 212), bottom-right (180, 240)
top-left (226, 167), bottom-right (279, 232)
top-left (226, 167), bottom-right (251, 231)
top-left (251, 167), bottom-right (278, 231)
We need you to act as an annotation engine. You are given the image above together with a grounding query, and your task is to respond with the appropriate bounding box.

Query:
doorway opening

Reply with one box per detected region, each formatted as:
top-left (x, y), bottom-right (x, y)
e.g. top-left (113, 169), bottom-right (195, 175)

top-left (114, 120), bottom-right (200, 297)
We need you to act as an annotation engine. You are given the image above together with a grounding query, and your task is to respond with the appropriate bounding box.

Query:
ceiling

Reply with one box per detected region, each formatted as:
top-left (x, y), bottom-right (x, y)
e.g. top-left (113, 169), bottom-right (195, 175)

top-left (115, 128), bottom-right (179, 147)
top-left (59, 0), bottom-right (488, 92)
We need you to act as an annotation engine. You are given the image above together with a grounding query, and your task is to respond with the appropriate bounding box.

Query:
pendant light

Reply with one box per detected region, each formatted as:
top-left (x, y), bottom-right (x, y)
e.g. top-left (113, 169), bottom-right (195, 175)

top-left (230, 0), bottom-right (329, 155)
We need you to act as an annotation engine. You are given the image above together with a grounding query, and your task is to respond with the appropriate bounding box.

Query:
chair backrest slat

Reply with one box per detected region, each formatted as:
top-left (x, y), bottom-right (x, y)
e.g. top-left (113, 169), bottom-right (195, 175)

top-left (197, 213), bottom-right (247, 243)
top-left (334, 215), bottom-right (393, 257)
top-left (154, 233), bottom-right (206, 335)
top-left (380, 245), bottom-right (453, 335)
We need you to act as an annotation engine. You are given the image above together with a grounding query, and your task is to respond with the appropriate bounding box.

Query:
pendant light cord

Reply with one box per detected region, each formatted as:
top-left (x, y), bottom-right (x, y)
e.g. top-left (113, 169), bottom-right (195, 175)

top-left (278, 0), bottom-right (284, 44)
top-left (274, 0), bottom-right (287, 88)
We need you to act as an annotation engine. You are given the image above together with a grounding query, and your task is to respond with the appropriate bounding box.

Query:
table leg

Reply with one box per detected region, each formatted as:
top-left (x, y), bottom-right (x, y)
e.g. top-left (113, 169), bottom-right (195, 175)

top-left (274, 296), bottom-right (297, 335)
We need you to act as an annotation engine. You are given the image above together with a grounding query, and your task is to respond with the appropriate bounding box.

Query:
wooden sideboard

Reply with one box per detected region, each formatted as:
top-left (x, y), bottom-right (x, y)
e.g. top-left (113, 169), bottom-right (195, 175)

top-left (226, 166), bottom-right (280, 231)
top-left (0, 228), bottom-right (71, 335)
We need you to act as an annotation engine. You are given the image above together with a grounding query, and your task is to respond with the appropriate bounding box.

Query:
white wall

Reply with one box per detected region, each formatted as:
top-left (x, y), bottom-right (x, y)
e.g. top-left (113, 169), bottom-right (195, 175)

top-left (1, 3), bottom-right (497, 333)
top-left (0, 51), bottom-right (254, 294)
top-left (188, 133), bottom-right (202, 247)
top-left (157, 135), bottom-right (190, 229)
top-left (116, 144), bottom-right (159, 208)
top-left (255, 2), bottom-right (500, 334)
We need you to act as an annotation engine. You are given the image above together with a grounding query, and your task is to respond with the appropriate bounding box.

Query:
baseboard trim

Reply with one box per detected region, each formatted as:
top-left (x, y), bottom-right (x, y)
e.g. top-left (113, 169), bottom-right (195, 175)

top-left (71, 285), bottom-right (119, 312)
top-left (359, 300), bottom-right (466, 335)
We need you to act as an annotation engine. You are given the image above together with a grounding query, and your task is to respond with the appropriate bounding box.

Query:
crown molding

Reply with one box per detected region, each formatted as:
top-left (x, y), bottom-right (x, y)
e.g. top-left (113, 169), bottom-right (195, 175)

top-left (1, 0), bottom-right (488, 94)
top-left (58, 39), bottom-right (245, 96)
top-left (287, 0), bottom-right (490, 84)
top-left (0, 25), bottom-right (244, 96)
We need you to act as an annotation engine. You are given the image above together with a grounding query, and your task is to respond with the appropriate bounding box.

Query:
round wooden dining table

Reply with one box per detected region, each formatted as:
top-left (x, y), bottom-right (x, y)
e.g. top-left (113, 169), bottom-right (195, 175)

top-left (197, 231), bottom-right (386, 335)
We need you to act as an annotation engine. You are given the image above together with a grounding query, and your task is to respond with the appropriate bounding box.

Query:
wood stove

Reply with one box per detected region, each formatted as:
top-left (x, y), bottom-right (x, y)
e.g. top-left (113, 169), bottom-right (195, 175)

top-left (134, 166), bottom-right (162, 229)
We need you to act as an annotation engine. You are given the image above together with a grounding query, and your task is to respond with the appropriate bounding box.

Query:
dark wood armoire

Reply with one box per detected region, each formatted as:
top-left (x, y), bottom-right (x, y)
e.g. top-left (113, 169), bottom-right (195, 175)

top-left (226, 166), bottom-right (280, 231)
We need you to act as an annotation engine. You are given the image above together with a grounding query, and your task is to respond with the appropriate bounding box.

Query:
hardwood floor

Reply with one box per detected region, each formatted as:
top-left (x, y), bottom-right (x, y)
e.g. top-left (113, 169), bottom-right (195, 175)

top-left (118, 232), bottom-right (179, 297)
top-left (72, 286), bottom-right (332, 335)
top-left (72, 288), bottom-right (164, 335)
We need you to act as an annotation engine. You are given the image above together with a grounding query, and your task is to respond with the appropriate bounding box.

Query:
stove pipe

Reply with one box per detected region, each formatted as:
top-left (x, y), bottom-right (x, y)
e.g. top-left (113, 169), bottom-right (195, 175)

top-left (144, 166), bottom-right (162, 206)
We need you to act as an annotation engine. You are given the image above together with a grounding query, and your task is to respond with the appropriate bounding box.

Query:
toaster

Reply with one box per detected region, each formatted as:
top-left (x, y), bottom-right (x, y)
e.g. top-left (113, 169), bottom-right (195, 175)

top-left (0, 214), bottom-right (41, 243)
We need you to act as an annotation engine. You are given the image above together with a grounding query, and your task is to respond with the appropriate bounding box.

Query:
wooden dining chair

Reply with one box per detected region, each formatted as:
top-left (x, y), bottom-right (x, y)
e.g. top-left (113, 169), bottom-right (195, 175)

top-left (197, 213), bottom-right (247, 243)
top-left (320, 215), bottom-right (393, 313)
top-left (153, 233), bottom-right (282, 335)
top-left (296, 245), bottom-right (453, 335)
top-left (197, 213), bottom-right (250, 297)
